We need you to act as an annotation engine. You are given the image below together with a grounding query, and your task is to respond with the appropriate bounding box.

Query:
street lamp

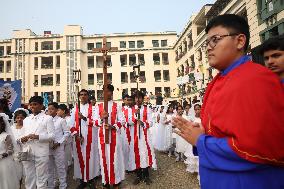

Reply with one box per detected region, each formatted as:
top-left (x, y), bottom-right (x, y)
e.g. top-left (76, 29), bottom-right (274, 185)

top-left (133, 63), bottom-right (141, 93)
top-left (72, 69), bottom-right (81, 104)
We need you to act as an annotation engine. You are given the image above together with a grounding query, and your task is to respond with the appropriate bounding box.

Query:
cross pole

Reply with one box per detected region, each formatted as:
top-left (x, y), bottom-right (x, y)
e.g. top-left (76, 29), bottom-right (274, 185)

top-left (93, 37), bottom-right (118, 144)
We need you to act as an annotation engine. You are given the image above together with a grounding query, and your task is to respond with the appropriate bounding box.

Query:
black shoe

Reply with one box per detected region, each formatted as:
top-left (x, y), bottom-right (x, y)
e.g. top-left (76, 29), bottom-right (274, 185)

top-left (102, 184), bottom-right (110, 189)
top-left (144, 177), bottom-right (152, 185)
top-left (133, 177), bottom-right (141, 185)
top-left (76, 181), bottom-right (87, 189)
top-left (87, 179), bottom-right (96, 189)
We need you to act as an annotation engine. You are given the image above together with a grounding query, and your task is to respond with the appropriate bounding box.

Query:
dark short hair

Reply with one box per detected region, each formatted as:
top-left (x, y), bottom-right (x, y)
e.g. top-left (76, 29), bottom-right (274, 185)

top-left (194, 104), bottom-right (201, 109)
top-left (122, 94), bottom-right (130, 99)
top-left (48, 102), bottom-right (59, 109)
top-left (14, 110), bottom-right (28, 121)
top-left (103, 84), bottom-right (114, 92)
top-left (260, 35), bottom-right (284, 55)
top-left (205, 14), bottom-right (250, 51)
top-left (58, 104), bottom-right (69, 114)
top-left (134, 90), bottom-right (145, 99)
top-left (176, 105), bottom-right (183, 111)
top-left (79, 89), bottom-right (89, 96)
top-left (29, 96), bottom-right (43, 105)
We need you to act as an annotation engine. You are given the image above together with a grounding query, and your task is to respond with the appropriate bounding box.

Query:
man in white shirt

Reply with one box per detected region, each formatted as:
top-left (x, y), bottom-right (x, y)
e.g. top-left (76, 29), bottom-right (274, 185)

top-left (20, 96), bottom-right (55, 189)
top-left (47, 102), bottom-right (70, 189)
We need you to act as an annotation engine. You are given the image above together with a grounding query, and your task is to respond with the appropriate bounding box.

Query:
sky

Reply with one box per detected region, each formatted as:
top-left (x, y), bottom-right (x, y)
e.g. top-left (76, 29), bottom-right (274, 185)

top-left (0, 0), bottom-right (215, 39)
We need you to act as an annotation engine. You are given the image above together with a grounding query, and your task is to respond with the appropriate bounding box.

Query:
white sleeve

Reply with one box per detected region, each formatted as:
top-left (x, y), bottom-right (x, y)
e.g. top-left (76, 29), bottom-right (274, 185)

top-left (39, 116), bottom-right (55, 142)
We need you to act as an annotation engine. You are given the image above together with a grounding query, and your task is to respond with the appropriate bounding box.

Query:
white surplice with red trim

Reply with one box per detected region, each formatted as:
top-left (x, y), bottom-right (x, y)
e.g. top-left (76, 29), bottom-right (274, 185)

top-left (69, 103), bottom-right (100, 182)
top-left (121, 105), bottom-right (132, 171)
top-left (127, 105), bottom-right (157, 171)
top-left (93, 101), bottom-right (126, 185)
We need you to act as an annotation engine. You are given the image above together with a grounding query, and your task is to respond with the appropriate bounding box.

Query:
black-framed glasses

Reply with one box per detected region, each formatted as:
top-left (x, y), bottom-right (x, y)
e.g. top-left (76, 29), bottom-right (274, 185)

top-left (202, 33), bottom-right (239, 50)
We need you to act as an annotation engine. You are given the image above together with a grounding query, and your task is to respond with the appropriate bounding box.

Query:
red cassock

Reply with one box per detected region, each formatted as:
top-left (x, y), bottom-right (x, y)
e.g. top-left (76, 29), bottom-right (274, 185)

top-left (201, 61), bottom-right (284, 166)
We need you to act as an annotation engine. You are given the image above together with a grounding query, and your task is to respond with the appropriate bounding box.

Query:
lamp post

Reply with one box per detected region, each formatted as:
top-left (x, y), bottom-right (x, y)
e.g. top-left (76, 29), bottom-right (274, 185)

top-left (72, 69), bottom-right (81, 104)
top-left (133, 63), bottom-right (141, 93)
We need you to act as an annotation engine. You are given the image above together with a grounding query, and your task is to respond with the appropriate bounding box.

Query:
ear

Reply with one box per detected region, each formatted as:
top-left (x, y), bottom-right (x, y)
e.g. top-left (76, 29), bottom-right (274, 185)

top-left (236, 34), bottom-right (246, 51)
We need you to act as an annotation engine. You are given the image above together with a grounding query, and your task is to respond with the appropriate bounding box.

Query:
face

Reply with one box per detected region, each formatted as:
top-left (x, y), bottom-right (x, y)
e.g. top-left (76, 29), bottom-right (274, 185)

top-left (29, 102), bottom-right (43, 114)
top-left (194, 106), bottom-right (201, 117)
top-left (15, 114), bottom-right (25, 126)
top-left (135, 96), bottom-right (143, 105)
top-left (57, 108), bottom-right (65, 117)
top-left (264, 50), bottom-right (284, 77)
top-left (185, 105), bottom-right (190, 113)
top-left (177, 107), bottom-right (183, 115)
top-left (168, 106), bottom-right (174, 113)
top-left (48, 105), bottom-right (58, 117)
top-left (206, 26), bottom-right (246, 70)
top-left (79, 92), bottom-right (89, 103)
top-left (160, 106), bottom-right (164, 113)
top-left (144, 96), bottom-right (149, 103)
top-left (123, 98), bottom-right (128, 105)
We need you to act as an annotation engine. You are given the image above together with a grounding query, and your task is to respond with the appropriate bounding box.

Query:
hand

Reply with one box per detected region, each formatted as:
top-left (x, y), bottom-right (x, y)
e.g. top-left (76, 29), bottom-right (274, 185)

top-left (138, 120), bottom-right (144, 127)
top-left (78, 113), bottom-right (87, 121)
top-left (100, 111), bottom-right (109, 120)
top-left (75, 135), bottom-right (84, 144)
top-left (172, 116), bottom-right (204, 146)
top-left (104, 124), bottom-right (110, 130)
top-left (28, 134), bottom-right (39, 140)
top-left (21, 136), bottom-right (29, 143)
top-left (135, 108), bottom-right (140, 114)
top-left (52, 142), bottom-right (60, 150)
top-left (165, 120), bottom-right (171, 125)
top-left (1, 153), bottom-right (8, 159)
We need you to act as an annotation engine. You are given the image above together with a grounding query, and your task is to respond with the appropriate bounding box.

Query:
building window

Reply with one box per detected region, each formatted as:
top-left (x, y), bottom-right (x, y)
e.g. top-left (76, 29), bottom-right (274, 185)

top-left (121, 72), bottom-right (128, 83)
top-left (120, 55), bottom-right (127, 66)
top-left (0, 61), bottom-right (4, 72)
top-left (56, 56), bottom-right (60, 68)
top-left (155, 87), bottom-right (162, 95)
top-left (97, 90), bottom-right (103, 101)
top-left (6, 46), bottom-right (11, 55)
top-left (137, 40), bottom-right (144, 48)
top-left (140, 71), bottom-right (146, 83)
top-left (35, 42), bottom-right (38, 51)
top-left (138, 54), bottom-right (145, 66)
top-left (88, 74), bottom-right (94, 85)
top-left (153, 53), bottom-right (160, 65)
top-left (41, 57), bottom-right (53, 69)
top-left (130, 72), bottom-right (136, 83)
top-left (34, 92), bottom-right (38, 96)
top-left (96, 42), bottom-right (102, 48)
top-left (56, 91), bottom-right (60, 102)
top-left (87, 43), bottom-right (94, 50)
top-left (88, 56), bottom-right (94, 68)
top-left (107, 42), bottom-right (111, 48)
top-left (152, 40), bottom-right (159, 47)
top-left (41, 74), bottom-right (53, 86)
top-left (56, 74), bottom-right (60, 85)
top-left (41, 41), bottom-right (53, 50)
top-left (56, 41), bottom-right (60, 50)
top-left (120, 41), bottom-right (126, 48)
top-left (106, 56), bottom-right (112, 67)
top-left (164, 87), bottom-right (171, 97)
top-left (107, 73), bottom-right (112, 83)
top-left (6, 61), bottom-right (11, 73)
top-left (129, 54), bottom-right (136, 66)
top-left (131, 88), bottom-right (137, 95)
top-left (34, 57), bottom-right (38, 70)
top-left (122, 89), bottom-right (128, 97)
top-left (97, 73), bottom-right (103, 84)
top-left (129, 41), bottom-right (135, 48)
top-left (163, 70), bottom-right (170, 81)
top-left (154, 71), bottom-right (161, 82)
top-left (6, 78), bottom-right (11, 81)
top-left (141, 88), bottom-right (146, 94)
top-left (162, 53), bottom-right (169, 65)
top-left (161, 40), bottom-right (167, 47)
top-left (0, 46), bottom-right (4, 56)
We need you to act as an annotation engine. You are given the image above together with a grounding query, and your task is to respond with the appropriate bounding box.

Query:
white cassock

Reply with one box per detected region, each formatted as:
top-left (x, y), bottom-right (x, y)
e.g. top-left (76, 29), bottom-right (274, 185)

top-left (127, 105), bottom-right (157, 171)
top-left (70, 103), bottom-right (100, 182)
top-left (93, 101), bottom-right (125, 185)
top-left (22, 112), bottom-right (55, 189)
top-left (121, 105), bottom-right (131, 171)
top-left (64, 116), bottom-right (73, 169)
top-left (155, 111), bottom-right (167, 151)
top-left (48, 116), bottom-right (70, 189)
top-left (175, 114), bottom-right (193, 154)
top-left (164, 113), bottom-right (174, 150)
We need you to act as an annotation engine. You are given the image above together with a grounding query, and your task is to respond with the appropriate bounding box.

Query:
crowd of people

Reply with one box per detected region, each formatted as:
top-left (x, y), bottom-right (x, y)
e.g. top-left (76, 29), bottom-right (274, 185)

top-left (0, 14), bottom-right (284, 189)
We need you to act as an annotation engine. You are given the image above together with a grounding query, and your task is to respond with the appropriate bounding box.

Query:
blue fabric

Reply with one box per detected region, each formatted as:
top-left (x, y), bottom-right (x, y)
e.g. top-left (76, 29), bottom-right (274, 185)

top-left (281, 78), bottom-right (284, 84)
top-left (221, 55), bottom-right (251, 76)
top-left (197, 135), bottom-right (284, 189)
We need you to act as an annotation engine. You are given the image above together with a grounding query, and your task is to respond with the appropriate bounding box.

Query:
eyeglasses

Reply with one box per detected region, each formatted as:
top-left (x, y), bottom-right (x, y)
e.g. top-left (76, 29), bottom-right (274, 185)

top-left (202, 33), bottom-right (239, 50)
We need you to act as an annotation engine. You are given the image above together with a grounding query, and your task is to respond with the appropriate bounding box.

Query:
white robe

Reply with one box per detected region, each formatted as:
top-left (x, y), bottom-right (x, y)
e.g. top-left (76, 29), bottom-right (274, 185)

top-left (93, 101), bottom-right (126, 185)
top-left (127, 105), bottom-right (157, 171)
top-left (175, 115), bottom-right (191, 154)
top-left (155, 112), bottom-right (167, 151)
top-left (164, 113), bottom-right (174, 150)
top-left (70, 103), bottom-right (100, 182)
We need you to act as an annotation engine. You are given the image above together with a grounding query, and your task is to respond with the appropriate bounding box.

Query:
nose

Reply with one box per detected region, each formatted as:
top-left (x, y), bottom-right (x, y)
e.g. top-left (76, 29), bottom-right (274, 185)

top-left (265, 57), bottom-right (274, 66)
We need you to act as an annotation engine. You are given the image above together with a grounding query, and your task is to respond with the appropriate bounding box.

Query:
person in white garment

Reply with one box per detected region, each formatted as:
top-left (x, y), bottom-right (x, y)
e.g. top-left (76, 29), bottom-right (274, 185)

top-left (20, 96), bottom-right (55, 189)
top-left (174, 105), bottom-right (188, 162)
top-left (183, 104), bottom-right (193, 120)
top-left (164, 105), bottom-right (175, 157)
top-left (57, 104), bottom-right (73, 171)
top-left (93, 84), bottom-right (126, 189)
top-left (69, 89), bottom-right (100, 189)
top-left (155, 105), bottom-right (167, 151)
top-left (11, 108), bottom-right (29, 186)
top-left (0, 113), bottom-right (20, 189)
top-left (127, 90), bottom-right (157, 185)
top-left (47, 102), bottom-right (70, 189)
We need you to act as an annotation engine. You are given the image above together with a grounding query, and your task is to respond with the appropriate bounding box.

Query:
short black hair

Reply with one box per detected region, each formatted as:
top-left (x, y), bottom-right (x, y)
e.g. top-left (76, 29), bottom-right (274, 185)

top-left (122, 94), bottom-right (130, 99)
top-left (194, 104), bottom-right (201, 109)
top-left (176, 105), bottom-right (183, 111)
top-left (58, 104), bottom-right (69, 114)
top-left (29, 96), bottom-right (43, 105)
top-left (48, 102), bottom-right (59, 109)
top-left (260, 35), bottom-right (284, 55)
top-left (103, 84), bottom-right (114, 92)
top-left (14, 110), bottom-right (28, 121)
top-left (79, 89), bottom-right (89, 96)
top-left (134, 90), bottom-right (145, 99)
top-left (205, 14), bottom-right (250, 51)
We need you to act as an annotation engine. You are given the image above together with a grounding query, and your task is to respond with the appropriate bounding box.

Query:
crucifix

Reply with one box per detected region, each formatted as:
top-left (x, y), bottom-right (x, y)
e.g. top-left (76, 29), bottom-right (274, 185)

top-left (93, 37), bottom-right (118, 144)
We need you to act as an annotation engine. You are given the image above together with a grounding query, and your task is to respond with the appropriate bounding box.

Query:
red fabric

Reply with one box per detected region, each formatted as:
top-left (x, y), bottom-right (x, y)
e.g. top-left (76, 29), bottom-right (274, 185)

top-left (75, 105), bottom-right (85, 179)
top-left (132, 107), bottom-right (141, 169)
top-left (142, 106), bottom-right (153, 167)
top-left (201, 62), bottom-right (284, 166)
top-left (123, 107), bottom-right (131, 145)
top-left (85, 103), bottom-right (93, 181)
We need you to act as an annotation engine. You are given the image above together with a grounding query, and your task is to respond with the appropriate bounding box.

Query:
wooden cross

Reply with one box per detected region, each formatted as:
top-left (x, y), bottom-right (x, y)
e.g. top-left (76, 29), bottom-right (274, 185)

top-left (93, 37), bottom-right (118, 144)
